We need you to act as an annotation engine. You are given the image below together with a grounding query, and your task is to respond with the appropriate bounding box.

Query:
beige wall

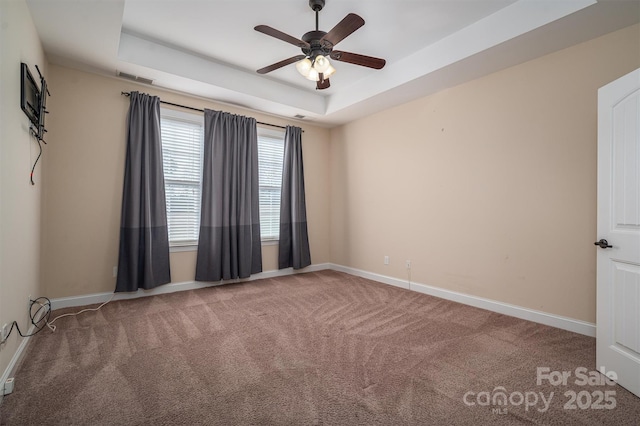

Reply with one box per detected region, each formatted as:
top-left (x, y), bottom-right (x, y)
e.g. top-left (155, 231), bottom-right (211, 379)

top-left (41, 66), bottom-right (331, 299)
top-left (330, 24), bottom-right (640, 324)
top-left (0, 0), bottom-right (47, 382)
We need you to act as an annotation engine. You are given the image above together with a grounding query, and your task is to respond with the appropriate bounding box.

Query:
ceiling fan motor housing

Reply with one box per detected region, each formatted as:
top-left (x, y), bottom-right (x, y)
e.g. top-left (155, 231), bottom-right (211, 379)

top-left (302, 30), bottom-right (333, 60)
top-left (309, 0), bottom-right (325, 12)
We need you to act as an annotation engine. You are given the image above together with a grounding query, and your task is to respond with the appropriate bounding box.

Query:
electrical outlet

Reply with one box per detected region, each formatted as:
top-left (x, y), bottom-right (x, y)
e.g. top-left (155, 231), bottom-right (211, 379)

top-left (405, 260), bottom-right (411, 270)
top-left (3, 377), bottom-right (14, 395)
top-left (113, 266), bottom-right (118, 277)
top-left (384, 256), bottom-right (389, 265)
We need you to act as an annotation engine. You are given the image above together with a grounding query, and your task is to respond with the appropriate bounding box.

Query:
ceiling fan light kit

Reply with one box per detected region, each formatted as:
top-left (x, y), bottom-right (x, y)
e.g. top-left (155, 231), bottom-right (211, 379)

top-left (296, 58), bottom-right (313, 75)
top-left (313, 55), bottom-right (330, 72)
top-left (255, 0), bottom-right (386, 90)
top-left (305, 68), bottom-right (320, 81)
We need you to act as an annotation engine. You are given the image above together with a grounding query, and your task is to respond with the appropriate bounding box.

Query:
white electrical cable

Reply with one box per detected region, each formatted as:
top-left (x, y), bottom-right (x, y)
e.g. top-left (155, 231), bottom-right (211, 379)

top-left (46, 295), bottom-right (115, 332)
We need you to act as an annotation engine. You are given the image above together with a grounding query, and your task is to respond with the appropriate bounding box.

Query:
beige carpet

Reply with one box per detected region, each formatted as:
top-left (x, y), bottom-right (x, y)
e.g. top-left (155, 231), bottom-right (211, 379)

top-left (1, 270), bottom-right (638, 425)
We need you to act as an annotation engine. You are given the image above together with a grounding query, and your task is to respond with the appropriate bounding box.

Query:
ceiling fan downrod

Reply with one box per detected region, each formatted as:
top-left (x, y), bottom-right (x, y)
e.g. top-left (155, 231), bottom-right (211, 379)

top-left (310, 0), bottom-right (324, 31)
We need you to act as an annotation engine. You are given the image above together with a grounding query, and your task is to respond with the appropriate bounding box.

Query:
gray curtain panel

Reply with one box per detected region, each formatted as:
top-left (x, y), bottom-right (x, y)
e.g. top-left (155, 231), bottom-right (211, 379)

top-left (115, 92), bottom-right (171, 292)
top-left (278, 125), bottom-right (311, 269)
top-left (195, 109), bottom-right (262, 281)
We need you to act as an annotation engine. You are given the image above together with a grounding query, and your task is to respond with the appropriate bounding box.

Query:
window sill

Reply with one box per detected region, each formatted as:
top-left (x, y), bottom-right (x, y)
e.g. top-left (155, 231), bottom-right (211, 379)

top-left (170, 240), bottom-right (278, 252)
top-left (170, 245), bottom-right (197, 253)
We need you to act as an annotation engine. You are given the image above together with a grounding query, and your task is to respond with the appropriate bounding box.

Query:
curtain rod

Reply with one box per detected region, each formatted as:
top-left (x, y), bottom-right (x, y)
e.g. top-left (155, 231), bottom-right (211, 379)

top-left (120, 91), bottom-right (301, 132)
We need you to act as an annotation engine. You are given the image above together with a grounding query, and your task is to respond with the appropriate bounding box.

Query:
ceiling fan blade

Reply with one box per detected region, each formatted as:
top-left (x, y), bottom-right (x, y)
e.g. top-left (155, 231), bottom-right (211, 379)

top-left (254, 25), bottom-right (310, 49)
top-left (257, 55), bottom-right (306, 74)
top-left (316, 77), bottom-right (330, 90)
top-left (321, 13), bottom-right (365, 47)
top-left (330, 50), bottom-right (386, 69)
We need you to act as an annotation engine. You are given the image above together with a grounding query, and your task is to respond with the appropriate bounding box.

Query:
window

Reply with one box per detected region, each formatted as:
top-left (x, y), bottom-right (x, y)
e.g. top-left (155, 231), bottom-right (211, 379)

top-left (257, 128), bottom-right (285, 241)
top-left (160, 112), bottom-right (283, 245)
top-left (160, 108), bottom-right (203, 247)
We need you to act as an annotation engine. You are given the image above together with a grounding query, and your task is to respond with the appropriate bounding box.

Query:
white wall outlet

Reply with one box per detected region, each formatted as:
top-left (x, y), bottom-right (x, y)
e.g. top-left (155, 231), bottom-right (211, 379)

top-left (384, 256), bottom-right (389, 265)
top-left (405, 260), bottom-right (411, 270)
top-left (113, 266), bottom-right (118, 277)
top-left (3, 377), bottom-right (14, 395)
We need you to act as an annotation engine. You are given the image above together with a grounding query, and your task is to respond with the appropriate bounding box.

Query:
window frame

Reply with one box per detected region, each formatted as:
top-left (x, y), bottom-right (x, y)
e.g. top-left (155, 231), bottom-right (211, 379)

top-left (160, 107), bottom-right (204, 251)
top-left (257, 126), bottom-right (285, 242)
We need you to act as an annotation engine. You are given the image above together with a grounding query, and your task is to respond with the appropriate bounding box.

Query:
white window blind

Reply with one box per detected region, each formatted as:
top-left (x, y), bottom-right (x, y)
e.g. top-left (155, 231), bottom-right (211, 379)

top-left (258, 130), bottom-right (285, 241)
top-left (160, 109), bottom-right (203, 247)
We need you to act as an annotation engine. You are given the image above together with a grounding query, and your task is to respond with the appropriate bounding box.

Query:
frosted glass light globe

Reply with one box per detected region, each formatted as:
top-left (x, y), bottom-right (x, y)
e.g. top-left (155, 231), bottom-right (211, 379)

top-left (313, 55), bottom-right (330, 73)
top-left (296, 58), bottom-right (312, 76)
top-left (306, 68), bottom-right (320, 81)
top-left (323, 64), bottom-right (336, 78)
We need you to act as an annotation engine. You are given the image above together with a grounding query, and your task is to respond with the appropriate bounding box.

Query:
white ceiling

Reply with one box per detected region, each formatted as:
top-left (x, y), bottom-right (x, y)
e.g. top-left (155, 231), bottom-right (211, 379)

top-left (26, 0), bottom-right (640, 127)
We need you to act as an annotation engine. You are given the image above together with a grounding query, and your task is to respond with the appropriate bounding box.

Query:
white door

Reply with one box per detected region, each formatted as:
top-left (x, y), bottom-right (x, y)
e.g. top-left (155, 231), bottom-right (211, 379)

top-left (596, 68), bottom-right (640, 398)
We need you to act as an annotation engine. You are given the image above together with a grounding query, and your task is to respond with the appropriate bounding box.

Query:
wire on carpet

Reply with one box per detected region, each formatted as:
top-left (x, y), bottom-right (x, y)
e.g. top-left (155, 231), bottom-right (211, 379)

top-left (46, 295), bottom-right (115, 332)
top-left (0, 295), bottom-right (116, 343)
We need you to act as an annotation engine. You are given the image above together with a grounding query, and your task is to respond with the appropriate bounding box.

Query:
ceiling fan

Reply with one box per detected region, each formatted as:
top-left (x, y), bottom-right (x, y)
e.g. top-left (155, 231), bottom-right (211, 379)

top-left (254, 0), bottom-right (386, 90)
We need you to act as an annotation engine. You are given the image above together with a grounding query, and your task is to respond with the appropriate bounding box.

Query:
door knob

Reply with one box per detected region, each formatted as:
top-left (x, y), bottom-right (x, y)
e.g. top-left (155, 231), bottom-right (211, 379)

top-left (594, 239), bottom-right (612, 249)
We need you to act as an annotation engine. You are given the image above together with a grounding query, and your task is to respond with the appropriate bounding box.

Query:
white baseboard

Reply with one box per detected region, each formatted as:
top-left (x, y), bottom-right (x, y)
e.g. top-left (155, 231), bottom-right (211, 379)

top-left (330, 264), bottom-right (411, 290)
top-left (329, 263), bottom-right (596, 337)
top-left (51, 262), bottom-right (595, 336)
top-left (51, 263), bottom-right (332, 310)
top-left (0, 324), bottom-right (34, 404)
